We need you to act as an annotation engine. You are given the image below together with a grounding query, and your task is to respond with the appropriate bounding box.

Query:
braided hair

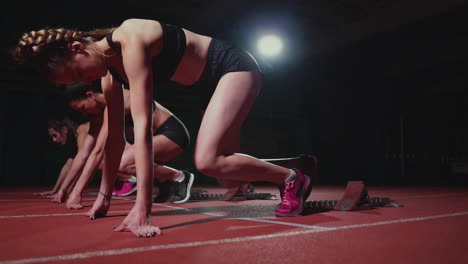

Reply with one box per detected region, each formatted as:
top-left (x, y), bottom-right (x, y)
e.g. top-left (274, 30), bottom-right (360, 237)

top-left (13, 27), bottom-right (115, 74)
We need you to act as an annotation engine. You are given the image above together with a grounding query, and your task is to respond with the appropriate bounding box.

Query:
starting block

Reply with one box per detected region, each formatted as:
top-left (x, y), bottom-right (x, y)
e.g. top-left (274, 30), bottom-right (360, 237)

top-left (305, 181), bottom-right (402, 212)
top-left (187, 181), bottom-right (401, 211)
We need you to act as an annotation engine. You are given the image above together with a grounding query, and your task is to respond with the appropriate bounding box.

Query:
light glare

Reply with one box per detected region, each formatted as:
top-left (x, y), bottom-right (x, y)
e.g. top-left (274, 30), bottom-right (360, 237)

top-left (258, 35), bottom-right (283, 57)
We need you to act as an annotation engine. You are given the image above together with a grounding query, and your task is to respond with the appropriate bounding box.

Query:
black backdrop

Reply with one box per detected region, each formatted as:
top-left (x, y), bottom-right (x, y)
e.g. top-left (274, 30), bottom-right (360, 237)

top-left (1, 0), bottom-right (468, 186)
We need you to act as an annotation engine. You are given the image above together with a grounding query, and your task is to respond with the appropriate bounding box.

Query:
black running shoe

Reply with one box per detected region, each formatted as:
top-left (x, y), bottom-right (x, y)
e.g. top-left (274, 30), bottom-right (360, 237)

top-left (154, 180), bottom-right (174, 203)
top-left (170, 171), bottom-right (194, 204)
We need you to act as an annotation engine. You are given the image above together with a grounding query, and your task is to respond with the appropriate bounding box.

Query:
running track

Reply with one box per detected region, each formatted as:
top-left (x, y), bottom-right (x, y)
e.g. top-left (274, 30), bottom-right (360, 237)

top-left (1, 185), bottom-right (467, 264)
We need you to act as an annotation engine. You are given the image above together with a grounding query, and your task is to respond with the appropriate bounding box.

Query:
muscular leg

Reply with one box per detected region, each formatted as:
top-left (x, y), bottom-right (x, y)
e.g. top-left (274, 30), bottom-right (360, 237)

top-left (263, 155), bottom-right (318, 176)
top-left (116, 172), bottom-right (133, 181)
top-left (216, 155), bottom-right (317, 188)
top-left (92, 148), bottom-right (134, 182)
top-left (119, 135), bottom-right (184, 182)
top-left (194, 71), bottom-right (291, 185)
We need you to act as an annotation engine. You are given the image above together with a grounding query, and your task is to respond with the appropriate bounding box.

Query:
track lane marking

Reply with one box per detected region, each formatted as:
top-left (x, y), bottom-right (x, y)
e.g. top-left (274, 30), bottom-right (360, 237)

top-left (1, 211), bottom-right (467, 264)
top-left (0, 211), bottom-right (130, 219)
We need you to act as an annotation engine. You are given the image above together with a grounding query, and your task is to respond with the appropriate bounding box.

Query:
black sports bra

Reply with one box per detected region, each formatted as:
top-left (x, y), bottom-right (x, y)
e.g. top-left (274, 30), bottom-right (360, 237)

top-left (105, 23), bottom-right (187, 88)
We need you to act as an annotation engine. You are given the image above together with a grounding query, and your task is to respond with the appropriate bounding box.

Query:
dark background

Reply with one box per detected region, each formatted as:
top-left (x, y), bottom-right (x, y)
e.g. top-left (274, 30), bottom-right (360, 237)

top-left (1, 0), bottom-right (467, 186)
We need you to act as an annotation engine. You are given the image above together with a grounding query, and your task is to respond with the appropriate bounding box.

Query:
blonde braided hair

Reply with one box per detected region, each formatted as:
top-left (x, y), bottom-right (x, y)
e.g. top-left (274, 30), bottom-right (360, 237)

top-left (13, 27), bottom-right (115, 72)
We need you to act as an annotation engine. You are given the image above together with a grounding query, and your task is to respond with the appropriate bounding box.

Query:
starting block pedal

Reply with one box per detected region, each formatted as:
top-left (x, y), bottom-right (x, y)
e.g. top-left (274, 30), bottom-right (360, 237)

top-left (219, 184), bottom-right (249, 201)
top-left (305, 181), bottom-right (402, 212)
top-left (334, 181), bottom-right (368, 211)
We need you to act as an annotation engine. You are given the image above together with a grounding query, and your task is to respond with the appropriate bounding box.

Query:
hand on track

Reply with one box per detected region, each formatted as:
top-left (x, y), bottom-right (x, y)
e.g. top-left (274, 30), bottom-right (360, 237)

top-left (33, 190), bottom-right (55, 197)
top-left (66, 192), bottom-right (83, 210)
top-left (114, 205), bottom-right (162, 238)
top-left (83, 194), bottom-right (111, 220)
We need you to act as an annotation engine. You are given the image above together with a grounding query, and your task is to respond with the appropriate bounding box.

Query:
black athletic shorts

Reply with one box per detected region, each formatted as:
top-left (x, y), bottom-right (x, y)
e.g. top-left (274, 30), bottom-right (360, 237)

top-left (154, 115), bottom-right (190, 149)
top-left (193, 39), bottom-right (262, 109)
top-left (125, 115), bottom-right (190, 149)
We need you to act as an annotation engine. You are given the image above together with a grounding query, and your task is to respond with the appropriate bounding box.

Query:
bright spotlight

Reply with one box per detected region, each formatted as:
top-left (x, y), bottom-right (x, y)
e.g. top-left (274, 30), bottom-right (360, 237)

top-left (257, 35), bottom-right (283, 57)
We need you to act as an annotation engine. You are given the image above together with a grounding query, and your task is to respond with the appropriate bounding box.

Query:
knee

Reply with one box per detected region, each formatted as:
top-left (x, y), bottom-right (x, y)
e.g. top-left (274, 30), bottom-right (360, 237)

top-left (194, 151), bottom-right (221, 177)
top-left (118, 163), bottom-right (128, 175)
top-left (118, 159), bottom-right (132, 175)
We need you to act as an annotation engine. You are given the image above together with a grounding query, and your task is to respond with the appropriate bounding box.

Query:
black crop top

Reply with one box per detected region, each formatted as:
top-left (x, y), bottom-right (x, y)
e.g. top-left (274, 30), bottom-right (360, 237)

top-left (105, 23), bottom-right (186, 88)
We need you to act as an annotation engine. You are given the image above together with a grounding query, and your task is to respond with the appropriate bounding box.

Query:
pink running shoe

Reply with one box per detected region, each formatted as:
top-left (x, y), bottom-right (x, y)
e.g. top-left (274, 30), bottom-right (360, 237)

top-left (275, 169), bottom-right (311, 217)
top-left (112, 181), bottom-right (137, 196)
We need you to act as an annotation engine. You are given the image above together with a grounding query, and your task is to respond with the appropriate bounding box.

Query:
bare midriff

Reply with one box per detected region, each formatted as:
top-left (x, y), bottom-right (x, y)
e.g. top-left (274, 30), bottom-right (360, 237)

top-left (170, 28), bottom-right (212, 86)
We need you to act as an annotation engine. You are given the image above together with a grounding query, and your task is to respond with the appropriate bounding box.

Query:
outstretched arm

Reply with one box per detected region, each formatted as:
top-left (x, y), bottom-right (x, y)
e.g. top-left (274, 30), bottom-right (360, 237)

top-left (84, 74), bottom-right (125, 219)
top-left (100, 86), bottom-right (126, 196)
top-left (66, 117), bottom-right (107, 209)
top-left (51, 158), bottom-right (73, 193)
top-left (52, 132), bottom-right (97, 203)
top-left (124, 37), bottom-right (154, 215)
top-left (112, 19), bottom-right (161, 237)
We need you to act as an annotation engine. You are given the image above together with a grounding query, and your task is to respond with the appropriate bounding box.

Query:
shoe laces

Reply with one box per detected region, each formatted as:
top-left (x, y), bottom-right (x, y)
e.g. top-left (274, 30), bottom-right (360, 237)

top-left (174, 181), bottom-right (186, 197)
top-left (284, 181), bottom-right (295, 192)
top-left (281, 181), bottom-right (296, 206)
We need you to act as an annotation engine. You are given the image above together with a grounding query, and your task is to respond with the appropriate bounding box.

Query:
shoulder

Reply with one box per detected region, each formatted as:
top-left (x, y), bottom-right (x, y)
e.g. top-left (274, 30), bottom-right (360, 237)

top-left (120, 18), bottom-right (159, 29)
top-left (114, 19), bottom-right (163, 43)
top-left (76, 122), bottom-right (89, 135)
top-left (101, 71), bottom-right (123, 93)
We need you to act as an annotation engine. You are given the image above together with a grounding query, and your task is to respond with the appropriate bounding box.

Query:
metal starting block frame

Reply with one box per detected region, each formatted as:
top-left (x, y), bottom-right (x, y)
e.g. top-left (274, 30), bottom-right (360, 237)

top-left (189, 192), bottom-right (277, 201)
top-left (188, 181), bottom-right (402, 211)
top-left (305, 196), bottom-right (401, 211)
top-left (189, 184), bottom-right (278, 201)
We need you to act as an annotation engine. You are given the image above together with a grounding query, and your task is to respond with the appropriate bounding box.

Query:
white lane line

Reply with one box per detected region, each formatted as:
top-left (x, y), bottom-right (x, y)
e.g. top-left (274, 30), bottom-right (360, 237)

top-left (235, 217), bottom-right (334, 230)
top-left (395, 193), bottom-right (468, 200)
top-left (0, 200), bottom-right (41, 202)
top-left (1, 211), bottom-right (467, 264)
top-left (0, 198), bottom-right (109, 202)
top-left (327, 211), bottom-right (468, 231)
top-left (0, 211), bottom-right (130, 219)
top-left (116, 197), bottom-right (332, 230)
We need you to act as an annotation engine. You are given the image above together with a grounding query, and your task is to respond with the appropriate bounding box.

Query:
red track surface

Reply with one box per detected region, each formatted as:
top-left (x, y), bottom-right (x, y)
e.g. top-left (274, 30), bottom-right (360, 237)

top-left (1, 185), bottom-right (468, 264)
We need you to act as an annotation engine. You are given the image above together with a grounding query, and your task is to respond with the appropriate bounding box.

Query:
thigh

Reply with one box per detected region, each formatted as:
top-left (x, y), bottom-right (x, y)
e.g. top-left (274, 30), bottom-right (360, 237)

top-left (120, 142), bottom-right (136, 166)
top-left (195, 71), bottom-right (262, 156)
top-left (121, 135), bottom-right (183, 166)
top-left (152, 134), bottom-right (184, 164)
